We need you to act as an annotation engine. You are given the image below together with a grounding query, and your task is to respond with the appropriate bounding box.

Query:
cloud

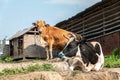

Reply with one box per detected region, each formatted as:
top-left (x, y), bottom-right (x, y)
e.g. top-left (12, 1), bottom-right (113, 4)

top-left (44, 0), bottom-right (101, 5)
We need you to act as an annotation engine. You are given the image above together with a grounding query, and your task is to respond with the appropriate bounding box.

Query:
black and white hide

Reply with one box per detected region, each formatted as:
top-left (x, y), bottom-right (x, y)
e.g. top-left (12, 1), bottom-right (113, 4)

top-left (62, 40), bottom-right (104, 72)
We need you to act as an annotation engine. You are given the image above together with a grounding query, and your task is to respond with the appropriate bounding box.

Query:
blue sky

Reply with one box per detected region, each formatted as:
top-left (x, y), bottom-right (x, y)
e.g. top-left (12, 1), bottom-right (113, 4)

top-left (0, 0), bottom-right (101, 40)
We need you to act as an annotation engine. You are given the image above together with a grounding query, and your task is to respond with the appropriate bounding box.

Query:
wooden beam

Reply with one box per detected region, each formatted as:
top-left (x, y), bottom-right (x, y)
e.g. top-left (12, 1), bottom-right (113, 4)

top-left (70, 13), bottom-right (120, 33)
top-left (61, 1), bottom-right (120, 29)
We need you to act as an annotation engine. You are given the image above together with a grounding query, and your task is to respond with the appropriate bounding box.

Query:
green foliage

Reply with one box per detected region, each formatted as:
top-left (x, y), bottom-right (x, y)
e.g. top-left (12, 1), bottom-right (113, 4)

top-left (4, 57), bottom-right (13, 62)
top-left (0, 63), bottom-right (54, 76)
top-left (0, 68), bottom-right (21, 75)
top-left (27, 63), bottom-right (54, 72)
top-left (0, 58), bottom-right (4, 62)
top-left (0, 57), bottom-right (13, 63)
top-left (27, 64), bottom-right (41, 72)
top-left (104, 48), bottom-right (120, 68)
top-left (41, 63), bottom-right (54, 71)
top-left (111, 48), bottom-right (119, 56)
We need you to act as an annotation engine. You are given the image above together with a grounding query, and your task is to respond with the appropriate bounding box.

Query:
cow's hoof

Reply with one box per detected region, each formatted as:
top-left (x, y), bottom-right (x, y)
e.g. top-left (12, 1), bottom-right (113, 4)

top-left (46, 58), bottom-right (49, 60)
top-left (49, 57), bottom-right (53, 60)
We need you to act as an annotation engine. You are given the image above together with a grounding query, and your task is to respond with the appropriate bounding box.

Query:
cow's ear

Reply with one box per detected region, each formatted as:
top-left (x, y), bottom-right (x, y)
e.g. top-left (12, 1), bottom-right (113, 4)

top-left (45, 24), bottom-right (50, 27)
top-left (32, 23), bottom-right (37, 26)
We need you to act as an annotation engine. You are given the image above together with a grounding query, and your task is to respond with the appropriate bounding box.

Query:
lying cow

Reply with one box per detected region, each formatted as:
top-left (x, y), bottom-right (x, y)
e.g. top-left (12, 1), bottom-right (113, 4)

top-left (33, 20), bottom-right (81, 60)
top-left (61, 39), bottom-right (104, 72)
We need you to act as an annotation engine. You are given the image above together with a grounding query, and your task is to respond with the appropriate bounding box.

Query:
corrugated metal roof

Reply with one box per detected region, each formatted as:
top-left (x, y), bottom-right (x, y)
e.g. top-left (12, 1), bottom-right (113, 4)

top-left (9, 26), bottom-right (35, 40)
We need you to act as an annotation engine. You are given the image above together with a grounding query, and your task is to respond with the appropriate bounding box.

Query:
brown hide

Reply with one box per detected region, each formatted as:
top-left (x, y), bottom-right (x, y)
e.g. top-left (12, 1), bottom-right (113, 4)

top-left (33, 20), bottom-right (79, 59)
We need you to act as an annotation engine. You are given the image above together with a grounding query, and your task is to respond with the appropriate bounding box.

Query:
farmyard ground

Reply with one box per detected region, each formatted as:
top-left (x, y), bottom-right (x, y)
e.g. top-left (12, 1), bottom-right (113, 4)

top-left (0, 59), bottom-right (120, 80)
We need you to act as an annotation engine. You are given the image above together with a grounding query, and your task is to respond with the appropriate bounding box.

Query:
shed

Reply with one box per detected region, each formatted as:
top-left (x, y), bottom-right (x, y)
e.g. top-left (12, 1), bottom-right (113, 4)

top-left (9, 26), bottom-right (47, 59)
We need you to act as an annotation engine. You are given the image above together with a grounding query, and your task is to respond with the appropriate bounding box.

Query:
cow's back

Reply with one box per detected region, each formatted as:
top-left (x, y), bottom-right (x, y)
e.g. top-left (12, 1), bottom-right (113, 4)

top-left (80, 41), bottom-right (102, 65)
top-left (44, 26), bottom-right (72, 50)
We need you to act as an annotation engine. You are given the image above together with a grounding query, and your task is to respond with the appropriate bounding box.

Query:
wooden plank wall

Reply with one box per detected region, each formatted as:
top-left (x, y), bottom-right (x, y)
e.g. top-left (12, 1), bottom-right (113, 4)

top-left (23, 34), bottom-right (46, 58)
top-left (56, 0), bottom-right (120, 55)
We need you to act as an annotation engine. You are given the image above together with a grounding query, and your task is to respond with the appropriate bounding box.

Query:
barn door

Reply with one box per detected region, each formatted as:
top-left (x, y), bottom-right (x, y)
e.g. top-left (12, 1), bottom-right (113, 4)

top-left (18, 37), bottom-right (23, 56)
top-left (10, 40), bottom-right (14, 56)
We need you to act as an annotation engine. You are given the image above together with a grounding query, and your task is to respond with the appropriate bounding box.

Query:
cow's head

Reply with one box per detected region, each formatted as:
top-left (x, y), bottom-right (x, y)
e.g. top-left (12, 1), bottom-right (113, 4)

top-left (66, 57), bottom-right (84, 71)
top-left (32, 20), bottom-right (49, 34)
top-left (63, 39), bottom-right (88, 72)
top-left (62, 40), bottom-right (85, 71)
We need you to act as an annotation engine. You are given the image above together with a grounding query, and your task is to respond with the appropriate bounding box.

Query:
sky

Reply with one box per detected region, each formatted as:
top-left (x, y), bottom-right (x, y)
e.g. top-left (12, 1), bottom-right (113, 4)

top-left (0, 0), bottom-right (101, 40)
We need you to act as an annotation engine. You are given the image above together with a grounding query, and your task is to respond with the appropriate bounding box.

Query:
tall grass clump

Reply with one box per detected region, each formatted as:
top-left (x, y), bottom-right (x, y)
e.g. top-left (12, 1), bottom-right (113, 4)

top-left (104, 48), bottom-right (120, 68)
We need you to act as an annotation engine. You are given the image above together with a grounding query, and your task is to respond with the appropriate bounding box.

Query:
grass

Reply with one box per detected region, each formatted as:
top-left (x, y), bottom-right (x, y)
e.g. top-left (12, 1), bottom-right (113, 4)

top-left (104, 48), bottom-right (120, 68)
top-left (0, 57), bottom-right (13, 63)
top-left (0, 63), bottom-right (54, 76)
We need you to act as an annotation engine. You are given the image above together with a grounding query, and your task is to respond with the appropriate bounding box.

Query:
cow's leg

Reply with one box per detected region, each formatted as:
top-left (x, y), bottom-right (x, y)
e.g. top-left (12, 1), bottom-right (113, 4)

top-left (45, 46), bottom-right (49, 60)
top-left (93, 54), bottom-right (104, 71)
top-left (49, 41), bottom-right (53, 59)
top-left (83, 63), bottom-right (94, 72)
top-left (93, 63), bottom-right (103, 71)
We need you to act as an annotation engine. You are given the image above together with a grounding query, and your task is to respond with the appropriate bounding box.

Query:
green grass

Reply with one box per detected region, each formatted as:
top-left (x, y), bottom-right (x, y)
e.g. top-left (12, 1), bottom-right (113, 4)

top-left (104, 56), bottom-right (120, 68)
top-left (104, 48), bottom-right (120, 68)
top-left (27, 63), bottom-right (54, 72)
top-left (0, 63), bottom-right (54, 76)
top-left (0, 57), bottom-right (13, 63)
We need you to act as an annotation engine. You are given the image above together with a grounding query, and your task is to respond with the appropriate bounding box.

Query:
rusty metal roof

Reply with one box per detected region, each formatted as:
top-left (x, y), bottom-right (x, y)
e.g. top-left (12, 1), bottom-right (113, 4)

top-left (9, 26), bottom-right (35, 40)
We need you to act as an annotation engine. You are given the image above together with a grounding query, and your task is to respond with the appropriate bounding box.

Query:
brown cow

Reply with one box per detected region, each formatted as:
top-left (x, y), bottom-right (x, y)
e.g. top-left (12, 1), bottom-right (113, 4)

top-left (33, 20), bottom-right (81, 60)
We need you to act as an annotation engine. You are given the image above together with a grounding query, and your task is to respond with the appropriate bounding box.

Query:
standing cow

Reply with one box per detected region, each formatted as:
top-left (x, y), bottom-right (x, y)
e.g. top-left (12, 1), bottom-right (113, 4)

top-left (33, 20), bottom-right (81, 60)
top-left (62, 39), bottom-right (104, 72)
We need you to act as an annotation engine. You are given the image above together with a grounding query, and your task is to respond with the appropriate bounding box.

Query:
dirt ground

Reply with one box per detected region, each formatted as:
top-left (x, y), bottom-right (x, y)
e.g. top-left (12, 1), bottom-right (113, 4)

top-left (0, 59), bottom-right (120, 80)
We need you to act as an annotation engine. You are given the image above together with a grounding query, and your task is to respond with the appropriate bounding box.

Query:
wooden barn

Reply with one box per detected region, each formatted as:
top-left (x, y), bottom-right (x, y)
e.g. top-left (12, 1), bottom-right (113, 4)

top-left (56, 0), bottom-right (120, 56)
top-left (9, 26), bottom-right (47, 59)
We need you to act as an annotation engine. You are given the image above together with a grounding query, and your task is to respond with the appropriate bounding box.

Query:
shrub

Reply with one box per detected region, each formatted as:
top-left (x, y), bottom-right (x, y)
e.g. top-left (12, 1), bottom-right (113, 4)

top-left (111, 48), bottom-right (119, 56)
top-left (104, 48), bottom-right (120, 68)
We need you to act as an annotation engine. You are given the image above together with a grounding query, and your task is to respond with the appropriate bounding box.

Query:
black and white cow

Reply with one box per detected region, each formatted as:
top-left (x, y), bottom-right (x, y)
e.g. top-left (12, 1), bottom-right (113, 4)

top-left (59, 39), bottom-right (104, 72)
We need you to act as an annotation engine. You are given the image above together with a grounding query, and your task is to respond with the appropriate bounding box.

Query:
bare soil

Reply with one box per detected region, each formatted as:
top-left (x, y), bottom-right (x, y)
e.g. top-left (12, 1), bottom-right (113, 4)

top-left (0, 59), bottom-right (120, 80)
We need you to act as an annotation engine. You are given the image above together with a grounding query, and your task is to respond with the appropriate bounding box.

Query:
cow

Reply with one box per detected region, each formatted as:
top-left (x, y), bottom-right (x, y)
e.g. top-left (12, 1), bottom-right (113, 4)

top-left (61, 39), bottom-right (104, 72)
top-left (32, 20), bottom-right (81, 60)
